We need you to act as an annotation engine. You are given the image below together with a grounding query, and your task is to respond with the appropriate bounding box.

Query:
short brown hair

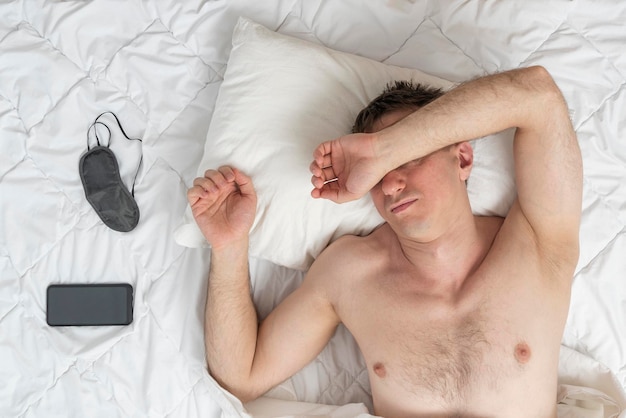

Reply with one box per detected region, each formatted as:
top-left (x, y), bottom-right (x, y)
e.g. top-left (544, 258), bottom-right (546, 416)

top-left (352, 81), bottom-right (444, 133)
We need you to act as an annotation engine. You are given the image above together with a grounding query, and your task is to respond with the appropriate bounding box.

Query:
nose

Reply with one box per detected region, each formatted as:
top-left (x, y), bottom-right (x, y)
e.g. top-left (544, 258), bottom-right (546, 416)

top-left (381, 169), bottom-right (405, 195)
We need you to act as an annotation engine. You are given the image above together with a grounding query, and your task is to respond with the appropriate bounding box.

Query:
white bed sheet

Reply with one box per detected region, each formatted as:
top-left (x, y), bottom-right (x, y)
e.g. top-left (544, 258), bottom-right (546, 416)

top-left (1, 1), bottom-right (625, 417)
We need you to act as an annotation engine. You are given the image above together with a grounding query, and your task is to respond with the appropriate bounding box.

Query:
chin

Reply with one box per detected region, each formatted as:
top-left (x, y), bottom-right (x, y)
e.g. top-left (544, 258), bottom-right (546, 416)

top-left (390, 220), bottom-right (432, 240)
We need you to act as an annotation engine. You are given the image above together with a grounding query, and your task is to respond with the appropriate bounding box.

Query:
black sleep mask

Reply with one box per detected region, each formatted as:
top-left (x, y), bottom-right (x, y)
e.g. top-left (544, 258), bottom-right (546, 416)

top-left (79, 112), bottom-right (142, 232)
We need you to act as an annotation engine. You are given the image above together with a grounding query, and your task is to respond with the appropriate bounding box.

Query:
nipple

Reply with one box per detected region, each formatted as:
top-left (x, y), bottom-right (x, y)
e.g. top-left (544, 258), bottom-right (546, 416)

top-left (514, 342), bottom-right (531, 364)
top-left (373, 362), bottom-right (386, 378)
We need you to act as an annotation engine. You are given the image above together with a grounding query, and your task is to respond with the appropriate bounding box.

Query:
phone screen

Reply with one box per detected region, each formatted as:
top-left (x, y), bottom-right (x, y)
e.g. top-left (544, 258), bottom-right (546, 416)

top-left (47, 284), bottom-right (133, 326)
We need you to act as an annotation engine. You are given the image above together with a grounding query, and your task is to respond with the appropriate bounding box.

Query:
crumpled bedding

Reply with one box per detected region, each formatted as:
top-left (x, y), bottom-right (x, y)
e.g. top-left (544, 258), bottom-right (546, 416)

top-left (1, 1), bottom-right (625, 417)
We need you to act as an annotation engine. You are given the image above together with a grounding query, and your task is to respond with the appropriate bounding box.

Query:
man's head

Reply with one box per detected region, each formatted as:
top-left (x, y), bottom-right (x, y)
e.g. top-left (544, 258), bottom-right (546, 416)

top-left (355, 81), bottom-right (474, 241)
top-left (352, 81), bottom-right (444, 134)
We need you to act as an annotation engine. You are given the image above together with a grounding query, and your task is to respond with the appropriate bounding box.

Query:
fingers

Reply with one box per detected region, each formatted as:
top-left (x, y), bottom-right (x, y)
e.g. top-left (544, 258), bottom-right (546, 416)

top-left (232, 168), bottom-right (255, 197)
top-left (310, 167), bottom-right (337, 192)
top-left (310, 143), bottom-right (340, 202)
top-left (309, 160), bottom-right (336, 179)
top-left (311, 142), bottom-right (334, 189)
top-left (187, 165), bottom-right (251, 205)
top-left (313, 141), bottom-right (333, 166)
top-left (198, 166), bottom-right (237, 190)
top-left (203, 166), bottom-right (235, 189)
top-left (310, 149), bottom-right (338, 202)
top-left (310, 142), bottom-right (337, 194)
top-left (216, 165), bottom-right (236, 182)
top-left (310, 181), bottom-right (340, 203)
top-left (187, 185), bottom-right (206, 207)
top-left (312, 142), bottom-right (326, 166)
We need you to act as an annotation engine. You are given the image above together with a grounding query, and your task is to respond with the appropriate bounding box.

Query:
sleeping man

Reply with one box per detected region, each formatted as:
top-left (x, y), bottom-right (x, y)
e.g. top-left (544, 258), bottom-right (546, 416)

top-left (187, 66), bottom-right (582, 418)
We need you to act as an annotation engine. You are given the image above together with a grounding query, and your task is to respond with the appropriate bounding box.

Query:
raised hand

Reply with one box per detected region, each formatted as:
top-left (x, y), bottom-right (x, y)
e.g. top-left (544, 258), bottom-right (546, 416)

top-left (187, 166), bottom-right (257, 250)
top-left (310, 132), bottom-right (387, 203)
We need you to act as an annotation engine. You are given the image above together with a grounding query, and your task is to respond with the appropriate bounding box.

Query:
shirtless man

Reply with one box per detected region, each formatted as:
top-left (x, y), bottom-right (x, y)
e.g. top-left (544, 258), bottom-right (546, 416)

top-left (187, 66), bottom-right (582, 417)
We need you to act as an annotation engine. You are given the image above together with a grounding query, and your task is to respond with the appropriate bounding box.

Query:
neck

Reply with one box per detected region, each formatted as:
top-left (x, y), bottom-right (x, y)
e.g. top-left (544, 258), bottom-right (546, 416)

top-left (394, 212), bottom-right (490, 295)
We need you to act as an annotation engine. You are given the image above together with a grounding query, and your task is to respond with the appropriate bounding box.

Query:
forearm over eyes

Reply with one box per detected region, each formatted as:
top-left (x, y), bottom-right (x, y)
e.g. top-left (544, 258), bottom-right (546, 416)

top-left (204, 240), bottom-right (259, 399)
top-left (377, 66), bottom-right (560, 168)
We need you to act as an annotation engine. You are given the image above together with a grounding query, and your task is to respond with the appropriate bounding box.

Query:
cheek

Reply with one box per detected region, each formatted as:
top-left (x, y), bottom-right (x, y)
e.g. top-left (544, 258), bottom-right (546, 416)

top-left (370, 187), bottom-right (385, 211)
top-left (412, 160), bottom-right (453, 187)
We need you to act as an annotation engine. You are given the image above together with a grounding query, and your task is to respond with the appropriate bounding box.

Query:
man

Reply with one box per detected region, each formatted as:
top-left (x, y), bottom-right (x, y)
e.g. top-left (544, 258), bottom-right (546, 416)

top-left (187, 66), bottom-right (582, 417)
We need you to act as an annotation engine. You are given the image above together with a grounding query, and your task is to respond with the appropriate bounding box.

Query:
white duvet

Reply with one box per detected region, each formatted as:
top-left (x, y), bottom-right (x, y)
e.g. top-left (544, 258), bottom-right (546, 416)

top-left (1, 1), bottom-right (625, 417)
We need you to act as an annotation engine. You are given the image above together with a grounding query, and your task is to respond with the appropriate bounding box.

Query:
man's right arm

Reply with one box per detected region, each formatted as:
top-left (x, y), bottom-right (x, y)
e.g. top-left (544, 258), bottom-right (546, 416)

top-left (204, 239), bottom-right (259, 399)
top-left (189, 166), bottom-right (340, 402)
top-left (206, 239), bottom-right (341, 402)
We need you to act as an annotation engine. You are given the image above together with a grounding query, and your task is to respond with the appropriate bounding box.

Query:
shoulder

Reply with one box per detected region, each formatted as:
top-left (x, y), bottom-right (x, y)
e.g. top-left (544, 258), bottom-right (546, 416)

top-left (319, 225), bottom-right (390, 266)
top-left (306, 225), bottom-right (390, 289)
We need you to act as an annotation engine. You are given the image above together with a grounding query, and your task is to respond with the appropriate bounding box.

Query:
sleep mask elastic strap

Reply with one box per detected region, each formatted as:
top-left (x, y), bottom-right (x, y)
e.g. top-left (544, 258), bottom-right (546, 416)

top-left (86, 111), bottom-right (143, 196)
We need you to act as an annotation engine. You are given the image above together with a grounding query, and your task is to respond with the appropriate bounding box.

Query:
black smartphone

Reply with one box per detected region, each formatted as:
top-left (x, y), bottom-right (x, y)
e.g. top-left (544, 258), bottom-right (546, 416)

top-left (46, 283), bottom-right (134, 326)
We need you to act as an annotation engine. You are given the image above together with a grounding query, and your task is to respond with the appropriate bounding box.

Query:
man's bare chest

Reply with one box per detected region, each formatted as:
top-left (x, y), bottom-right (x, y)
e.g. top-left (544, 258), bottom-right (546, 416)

top-left (335, 267), bottom-right (566, 414)
top-left (347, 295), bottom-right (513, 400)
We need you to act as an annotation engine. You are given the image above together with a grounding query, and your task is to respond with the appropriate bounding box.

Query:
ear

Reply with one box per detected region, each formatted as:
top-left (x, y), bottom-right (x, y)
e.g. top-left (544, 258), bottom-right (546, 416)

top-left (456, 141), bottom-right (474, 182)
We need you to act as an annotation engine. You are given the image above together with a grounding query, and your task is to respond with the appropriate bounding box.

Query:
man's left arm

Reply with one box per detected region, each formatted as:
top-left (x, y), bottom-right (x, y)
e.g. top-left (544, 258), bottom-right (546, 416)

top-left (508, 67), bottom-right (582, 269)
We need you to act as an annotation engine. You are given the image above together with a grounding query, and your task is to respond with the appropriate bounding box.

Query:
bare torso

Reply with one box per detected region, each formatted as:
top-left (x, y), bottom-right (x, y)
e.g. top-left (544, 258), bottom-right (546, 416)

top-left (326, 214), bottom-right (570, 418)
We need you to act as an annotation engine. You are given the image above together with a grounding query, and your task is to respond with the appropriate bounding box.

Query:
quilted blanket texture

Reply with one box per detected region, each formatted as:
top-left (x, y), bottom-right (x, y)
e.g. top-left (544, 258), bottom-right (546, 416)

top-left (1, 1), bottom-right (625, 417)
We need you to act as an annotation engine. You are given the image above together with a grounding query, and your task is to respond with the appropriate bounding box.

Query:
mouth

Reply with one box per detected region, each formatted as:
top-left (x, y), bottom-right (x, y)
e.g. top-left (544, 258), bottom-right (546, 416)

top-left (390, 198), bottom-right (418, 214)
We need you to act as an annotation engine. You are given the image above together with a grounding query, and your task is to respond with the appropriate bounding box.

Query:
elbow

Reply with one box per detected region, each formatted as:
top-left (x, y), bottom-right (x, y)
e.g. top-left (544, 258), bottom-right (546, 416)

top-left (225, 385), bottom-right (259, 404)
top-left (523, 65), bottom-right (564, 100)
top-left (523, 65), bottom-right (553, 85)
top-left (525, 64), bottom-right (552, 80)
top-left (516, 65), bottom-right (569, 119)
top-left (208, 368), bottom-right (263, 404)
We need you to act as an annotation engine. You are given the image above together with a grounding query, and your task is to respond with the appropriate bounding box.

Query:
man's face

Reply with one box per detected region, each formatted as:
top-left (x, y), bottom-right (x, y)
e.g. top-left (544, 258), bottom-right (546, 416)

top-left (368, 109), bottom-right (470, 240)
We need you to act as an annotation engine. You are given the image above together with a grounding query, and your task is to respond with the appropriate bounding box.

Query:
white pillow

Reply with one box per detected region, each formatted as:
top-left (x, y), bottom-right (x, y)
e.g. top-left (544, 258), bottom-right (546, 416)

top-left (175, 18), bottom-right (515, 271)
